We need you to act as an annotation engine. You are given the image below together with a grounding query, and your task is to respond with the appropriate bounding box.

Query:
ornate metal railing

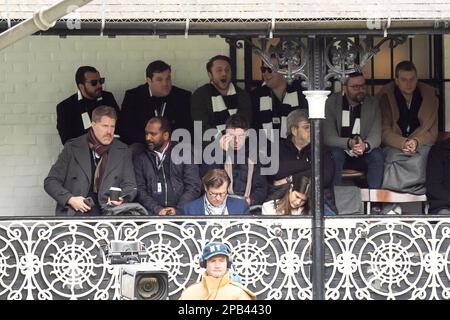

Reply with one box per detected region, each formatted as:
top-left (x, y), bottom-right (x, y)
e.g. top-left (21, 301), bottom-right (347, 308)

top-left (1, 216), bottom-right (449, 300)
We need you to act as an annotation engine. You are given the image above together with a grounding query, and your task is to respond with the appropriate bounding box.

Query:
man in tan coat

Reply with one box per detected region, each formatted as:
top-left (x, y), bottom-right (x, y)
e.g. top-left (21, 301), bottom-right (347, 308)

top-left (179, 242), bottom-right (256, 300)
top-left (378, 60), bottom-right (438, 195)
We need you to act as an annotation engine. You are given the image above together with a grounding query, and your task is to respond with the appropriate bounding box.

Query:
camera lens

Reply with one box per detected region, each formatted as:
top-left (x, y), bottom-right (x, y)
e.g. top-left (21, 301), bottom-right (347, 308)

top-left (137, 276), bottom-right (166, 300)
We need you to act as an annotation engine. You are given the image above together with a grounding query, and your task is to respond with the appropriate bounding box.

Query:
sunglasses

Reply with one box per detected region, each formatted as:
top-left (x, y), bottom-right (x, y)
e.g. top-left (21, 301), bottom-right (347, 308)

top-left (85, 78), bottom-right (105, 86)
top-left (260, 66), bottom-right (273, 73)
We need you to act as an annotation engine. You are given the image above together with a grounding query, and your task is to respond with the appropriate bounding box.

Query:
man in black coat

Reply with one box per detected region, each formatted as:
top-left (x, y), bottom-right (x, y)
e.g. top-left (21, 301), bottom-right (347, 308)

top-left (134, 117), bottom-right (201, 216)
top-left (202, 114), bottom-right (268, 206)
top-left (56, 66), bottom-right (119, 144)
top-left (117, 60), bottom-right (192, 147)
top-left (251, 55), bottom-right (308, 139)
top-left (268, 109), bottom-right (337, 215)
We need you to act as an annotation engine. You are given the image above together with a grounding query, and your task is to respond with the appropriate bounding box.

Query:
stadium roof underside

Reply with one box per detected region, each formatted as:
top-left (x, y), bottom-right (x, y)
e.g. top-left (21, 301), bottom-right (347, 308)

top-left (1, 1), bottom-right (450, 36)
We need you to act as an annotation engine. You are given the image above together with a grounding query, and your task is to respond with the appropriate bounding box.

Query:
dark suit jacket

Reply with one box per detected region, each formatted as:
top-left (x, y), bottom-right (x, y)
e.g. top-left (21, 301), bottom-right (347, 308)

top-left (117, 83), bottom-right (192, 145)
top-left (56, 91), bottom-right (119, 145)
top-left (183, 196), bottom-right (250, 216)
top-left (44, 134), bottom-right (137, 216)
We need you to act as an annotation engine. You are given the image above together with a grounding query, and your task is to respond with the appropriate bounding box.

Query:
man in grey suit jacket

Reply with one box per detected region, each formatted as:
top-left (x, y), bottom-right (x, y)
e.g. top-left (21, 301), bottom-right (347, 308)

top-left (44, 106), bottom-right (137, 216)
top-left (324, 72), bottom-right (384, 190)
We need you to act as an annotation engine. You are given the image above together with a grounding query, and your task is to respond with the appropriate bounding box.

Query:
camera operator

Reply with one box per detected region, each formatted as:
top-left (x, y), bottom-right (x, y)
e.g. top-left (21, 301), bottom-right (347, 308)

top-left (179, 242), bottom-right (256, 300)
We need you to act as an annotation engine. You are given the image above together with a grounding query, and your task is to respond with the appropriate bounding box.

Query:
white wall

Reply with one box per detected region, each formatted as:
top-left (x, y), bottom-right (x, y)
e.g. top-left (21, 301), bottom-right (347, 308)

top-left (0, 35), bottom-right (228, 216)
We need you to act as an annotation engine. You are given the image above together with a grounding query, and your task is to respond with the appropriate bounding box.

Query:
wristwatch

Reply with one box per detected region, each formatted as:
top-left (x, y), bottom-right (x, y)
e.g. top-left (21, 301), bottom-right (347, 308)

top-left (286, 175), bottom-right (293, 184)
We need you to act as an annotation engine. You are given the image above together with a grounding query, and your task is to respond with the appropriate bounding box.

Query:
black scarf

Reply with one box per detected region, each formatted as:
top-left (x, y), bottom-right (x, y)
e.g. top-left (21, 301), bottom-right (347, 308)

top-left (209, 83), bottom-right (238, 130)
top-left (340, 95), bottom-right (361, 138)
top-left (394, 86), bottom-right (422, 137)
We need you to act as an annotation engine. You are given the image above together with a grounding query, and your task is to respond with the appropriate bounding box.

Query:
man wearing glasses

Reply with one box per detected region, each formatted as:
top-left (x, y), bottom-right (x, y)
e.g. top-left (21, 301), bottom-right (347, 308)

top-left (183, 169), bottom-right (250, 216)
top-left (56, 66), bottom-right (119, 144)
top-left (250, 55), bottom-right (308, 141)
top-left (323, 72), bottom-right (384, 213)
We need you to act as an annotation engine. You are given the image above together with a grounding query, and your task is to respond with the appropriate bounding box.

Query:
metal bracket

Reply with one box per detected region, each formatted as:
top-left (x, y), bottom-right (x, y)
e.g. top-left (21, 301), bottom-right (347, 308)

top-left (33, 8), bottom-right (56, 31)
top-left (185, 18), bottom-right (189, 39)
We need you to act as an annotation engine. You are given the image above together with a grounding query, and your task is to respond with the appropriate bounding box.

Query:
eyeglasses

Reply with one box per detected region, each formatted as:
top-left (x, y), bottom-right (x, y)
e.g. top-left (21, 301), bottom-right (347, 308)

top-left (347, 84), bottom-right (367, 90)
top-left (85, 78), bottom-right (105, 86)
top-left (260, 66), bottom-right (273, 73)
top-left (207, 191), bottom-right (227, 199)
top-left (228, 133), bottom-right (247, 140)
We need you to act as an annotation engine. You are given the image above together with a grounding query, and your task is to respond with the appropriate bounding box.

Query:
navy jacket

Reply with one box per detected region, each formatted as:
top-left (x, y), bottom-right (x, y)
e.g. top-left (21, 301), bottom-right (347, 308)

top-left (183, 196), bottom-right (250, 216)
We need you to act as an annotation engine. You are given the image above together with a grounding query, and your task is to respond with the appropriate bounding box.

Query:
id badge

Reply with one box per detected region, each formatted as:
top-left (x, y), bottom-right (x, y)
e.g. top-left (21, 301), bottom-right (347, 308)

top-left (157, 182), bottom-right (162, 193)
top-left (272, 117), bottom-right (281, 124)
top-left (82, 112), bottom-right (91, 130)
top-left (342, 110), bottom-right (350, 127)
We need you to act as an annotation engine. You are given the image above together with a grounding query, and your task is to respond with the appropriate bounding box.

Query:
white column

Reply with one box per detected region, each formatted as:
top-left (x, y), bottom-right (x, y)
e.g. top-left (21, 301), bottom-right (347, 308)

top-left (303, 90), bottom-right (330, 119)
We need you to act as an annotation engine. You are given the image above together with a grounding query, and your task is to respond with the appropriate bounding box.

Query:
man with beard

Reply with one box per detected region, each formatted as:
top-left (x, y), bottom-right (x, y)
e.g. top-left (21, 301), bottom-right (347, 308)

top-left (44, 106), bottom-right (136, 216)
top-left (133, 117), bottom-right (201, 215)
top-left (323, 72), bottom-right (384, 195)
top-left (191, 55), bottom-right (252, 136)
top-left (56, 66), bottom-right (120, 145)
top-left (117, 60), bottom-right (192, 148)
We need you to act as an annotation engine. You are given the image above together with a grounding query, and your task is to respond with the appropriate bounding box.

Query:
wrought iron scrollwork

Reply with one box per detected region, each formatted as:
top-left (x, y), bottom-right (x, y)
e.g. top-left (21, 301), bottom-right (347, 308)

top-left (244, 35), bottom-right (407, 89)
top-left (324, 35), bottom-right (407, 85)
top-left (251, 37), bottom-right (309, 86)
top-left (224, 37), bottom-right (244, 49)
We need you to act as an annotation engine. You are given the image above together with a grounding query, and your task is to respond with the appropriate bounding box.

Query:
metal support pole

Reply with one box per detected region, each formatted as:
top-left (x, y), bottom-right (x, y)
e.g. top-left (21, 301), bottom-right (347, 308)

top-left (307, 36), bottom-right (327, 300)
top-left (310, 118), bottom-right (324, 300)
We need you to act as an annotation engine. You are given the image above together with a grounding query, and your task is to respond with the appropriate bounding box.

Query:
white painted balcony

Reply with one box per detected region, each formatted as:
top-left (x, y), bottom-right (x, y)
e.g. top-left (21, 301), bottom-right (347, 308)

top-left (0, 216), bottom-right (448, 300)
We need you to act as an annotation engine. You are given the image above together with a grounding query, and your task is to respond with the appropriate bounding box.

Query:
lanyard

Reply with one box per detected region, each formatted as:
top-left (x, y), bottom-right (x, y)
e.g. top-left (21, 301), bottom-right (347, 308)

top-left (154, 102), bottom-right (167, 117)
top-left (156, 153), bottom-right (166, 171)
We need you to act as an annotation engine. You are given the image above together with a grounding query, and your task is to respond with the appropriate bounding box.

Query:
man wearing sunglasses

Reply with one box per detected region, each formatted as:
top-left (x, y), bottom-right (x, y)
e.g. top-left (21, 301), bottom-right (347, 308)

top-left (250, 55), bottom-right (308, 141)
top-left (56, 66), bottom-right (119, 145)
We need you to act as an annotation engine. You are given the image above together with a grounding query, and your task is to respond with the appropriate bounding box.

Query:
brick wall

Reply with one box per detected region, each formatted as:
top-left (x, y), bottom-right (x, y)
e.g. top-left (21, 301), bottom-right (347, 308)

top-left (0, 35), bottom-right (228, 216)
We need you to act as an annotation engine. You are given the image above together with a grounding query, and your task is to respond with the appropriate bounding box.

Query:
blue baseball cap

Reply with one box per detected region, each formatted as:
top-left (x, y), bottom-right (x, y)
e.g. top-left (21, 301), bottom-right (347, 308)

top-left (202, 242), bottom-right (230, 261)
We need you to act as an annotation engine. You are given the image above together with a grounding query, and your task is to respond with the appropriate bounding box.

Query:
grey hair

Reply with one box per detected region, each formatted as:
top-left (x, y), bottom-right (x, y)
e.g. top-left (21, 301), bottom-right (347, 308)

top-left (286, 109), bottom-right (309, 137)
